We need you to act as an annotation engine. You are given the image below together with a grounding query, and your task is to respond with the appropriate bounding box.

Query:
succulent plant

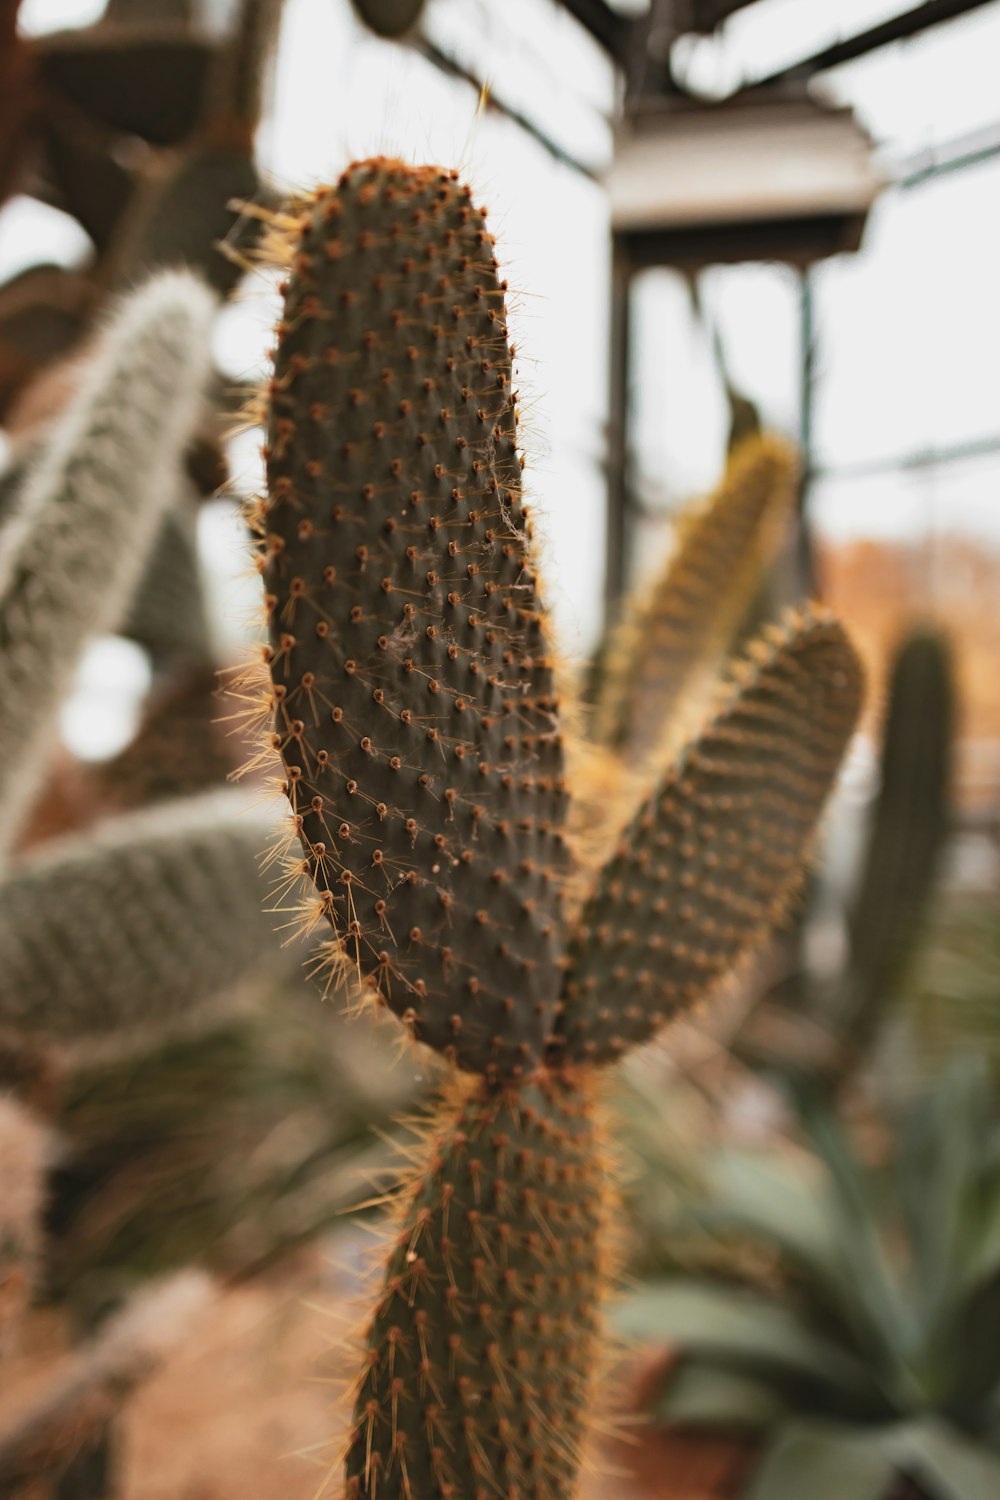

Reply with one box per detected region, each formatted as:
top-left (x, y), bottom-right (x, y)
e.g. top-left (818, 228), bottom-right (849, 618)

top-left (738, 624), bottom-right (955, 1091)
top-left (620, 1056), bottom-right (1000, 1500)
top-left (252, 156), bottom-right (864, 1498)
top-left (593, 434), bottom-right (798, 762)
top-left (46, 987), bottom-right (424, 1289)
top-left (0, 270), bottom-right (216, 856)
top-left (0, 790), bottom-right (297, 1044)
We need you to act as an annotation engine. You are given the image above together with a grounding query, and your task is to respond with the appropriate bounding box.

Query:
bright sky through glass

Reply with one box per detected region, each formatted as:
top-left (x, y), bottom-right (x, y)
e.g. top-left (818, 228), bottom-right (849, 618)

top-left (7, 0), bottom-right (1000, 757)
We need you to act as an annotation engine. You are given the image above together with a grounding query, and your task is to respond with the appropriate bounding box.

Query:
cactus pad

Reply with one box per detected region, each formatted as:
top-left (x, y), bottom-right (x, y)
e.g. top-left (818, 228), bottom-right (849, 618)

top-left (553, 608), bottom-right (864, 1064)
top-left (258, 160), bottom-right (571, 1079)
top-left (343, 1071), bottom-right (609, 1499)
top-left (0, 791), bottom-right (291, 1042)
top-left (597, 435), bottom-right (797, 761)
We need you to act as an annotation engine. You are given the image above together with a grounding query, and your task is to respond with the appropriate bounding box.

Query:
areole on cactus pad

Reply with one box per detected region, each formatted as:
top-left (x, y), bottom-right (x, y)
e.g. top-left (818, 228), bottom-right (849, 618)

top-left (251, 157), bottom-right (864, 1498)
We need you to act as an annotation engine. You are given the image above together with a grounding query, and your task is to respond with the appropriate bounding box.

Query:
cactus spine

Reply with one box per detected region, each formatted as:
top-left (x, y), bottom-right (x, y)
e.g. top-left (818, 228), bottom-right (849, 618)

top-left (0, 271), bottom-right (216, 855)
top-left (255, 158), bottom-right (864, 1498)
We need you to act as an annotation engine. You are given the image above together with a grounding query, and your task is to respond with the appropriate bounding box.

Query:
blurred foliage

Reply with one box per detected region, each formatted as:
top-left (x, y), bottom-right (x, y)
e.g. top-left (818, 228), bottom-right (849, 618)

top-left (47, 989), bottom-right (430, 1294)
top-left (619, 1057), bottom-right (1000, 1500)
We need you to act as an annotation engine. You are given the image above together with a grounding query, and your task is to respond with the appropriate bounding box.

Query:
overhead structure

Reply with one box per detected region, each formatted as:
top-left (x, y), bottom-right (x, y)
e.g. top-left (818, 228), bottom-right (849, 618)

top-left (609, 93), bottom-right (882, 269)
top-left (559, 0), bottom-right (998, 90)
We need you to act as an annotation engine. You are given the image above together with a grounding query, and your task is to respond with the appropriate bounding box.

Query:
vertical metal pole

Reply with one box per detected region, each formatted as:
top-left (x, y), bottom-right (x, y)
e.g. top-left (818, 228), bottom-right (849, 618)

top-left (798, 265), bottom-right (819, 595)
top-left (606, 233), bottom-right (632, 623)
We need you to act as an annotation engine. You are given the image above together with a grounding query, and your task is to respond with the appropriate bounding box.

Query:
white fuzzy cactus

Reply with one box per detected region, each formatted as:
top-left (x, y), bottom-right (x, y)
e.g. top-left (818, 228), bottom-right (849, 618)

top-left (0, 271), bottom-right (217, 855)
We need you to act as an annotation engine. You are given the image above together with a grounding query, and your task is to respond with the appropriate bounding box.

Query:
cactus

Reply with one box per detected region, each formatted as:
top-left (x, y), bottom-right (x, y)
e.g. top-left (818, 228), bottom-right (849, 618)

top-left (0, 1092), bottom-right (45, 1358)
top-left (254, 158), bottom-right (864, 1499)
top-left (554, 611), bottom-right (864, 1066)
top-left (0, 271), bottom-right (216, 856)
top-left (594, 435), bottom-right (797, 762)
top-left (839, 626), bottom-right (954, 1052)
top-left (738, 624), bottom-right (955, 1091)
top-left (47, 989), bottom-right (422, 1288)
top-left (0, 791), bottom-right (296, 1043)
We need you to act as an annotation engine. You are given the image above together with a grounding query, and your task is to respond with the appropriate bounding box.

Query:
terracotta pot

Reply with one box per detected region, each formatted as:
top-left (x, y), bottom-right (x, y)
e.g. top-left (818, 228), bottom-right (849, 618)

top-left (605, 1350), bottom-right (935, 1500)
top-left (598, 1351), bottom-right (755, 1500)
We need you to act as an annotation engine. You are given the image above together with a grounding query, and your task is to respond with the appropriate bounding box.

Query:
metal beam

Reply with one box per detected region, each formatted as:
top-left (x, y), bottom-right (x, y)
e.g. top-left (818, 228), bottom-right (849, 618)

top-left (556, 0), bottom-right (632, 60)
top-left (686, 0), bottom-right (760, 31)
top-left (751, 0), bottom-right (998, 87)
top-left (618, 210), bottom-right (869, 273)
top-left (605, 236), bottom-right (633, 613)
top-left (414, 38), bottom-right (601, 179)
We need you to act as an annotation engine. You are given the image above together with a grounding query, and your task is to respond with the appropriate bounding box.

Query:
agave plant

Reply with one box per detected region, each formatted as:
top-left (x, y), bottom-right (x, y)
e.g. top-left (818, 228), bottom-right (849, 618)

top-left (619, 1056), bottom-right (1000, 1500)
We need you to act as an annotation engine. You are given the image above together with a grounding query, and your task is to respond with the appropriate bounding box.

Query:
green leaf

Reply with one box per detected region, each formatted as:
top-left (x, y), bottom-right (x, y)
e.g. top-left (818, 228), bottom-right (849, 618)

top-left (746, 1420), bottom-right (897, 1500)
top-left (899, 1057), bottom-right (992, 1304)
top-left (798, 1091), bottom-right (917, 1379)
top-left (696, 1147), bottom-right (861, 1315)
top-left (655, 1363), bottom-right (785, 1430)
top-left (614, 1281), bottom-right (877, 1402)
top-left (893, 1419), bottom-right (1000, 1500)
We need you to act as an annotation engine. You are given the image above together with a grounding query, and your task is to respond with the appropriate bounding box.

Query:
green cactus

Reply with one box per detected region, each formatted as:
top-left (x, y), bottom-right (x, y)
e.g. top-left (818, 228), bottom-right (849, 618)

top-left (554, 611), bottom-right (864, 1066)
top-left (0, 270), bottom-right (216, 856)
top-left (0, 1092), bottom-right (45, 1358)
top-left (738, 624), bottom-right (955, 1091)
top-left (594, 434), bottom-right (797, 761)
top-left (838, 626), bottom-right (954, 1059)
top-left (0, 791), bottom-right (296, 1043)
top-left (254, 158), bottom-right (864, 1500)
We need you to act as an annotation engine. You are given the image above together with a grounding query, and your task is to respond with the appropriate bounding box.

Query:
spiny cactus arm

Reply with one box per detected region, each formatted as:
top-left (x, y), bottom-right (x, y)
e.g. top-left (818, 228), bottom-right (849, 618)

top-left (343, 1070), bottom-right (610, 1500)
top-left (0, 1092), bottom-right (45, 1357)
top-left (595, 435), bottom-right (797, 762)
top-left (0, 1270), bottom-right (212, 1495)
top-left (831, 625), bottom-right (954, 1080)
top-left (0, 791), bottom-right (296, 1042)
top-left (553, 607), bottom-right (864, 1066)
top-left (257, 159), bottom-right (572, 1080)
top-left (0, 270), bottom-right (216, 856)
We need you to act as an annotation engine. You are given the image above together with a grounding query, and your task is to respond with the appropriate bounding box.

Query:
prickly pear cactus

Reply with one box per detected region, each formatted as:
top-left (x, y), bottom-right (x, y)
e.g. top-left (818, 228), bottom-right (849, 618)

top-left (258, 162), bottom-right (570, 1081)
top-left (253, 158), bottom-right (865, 1499)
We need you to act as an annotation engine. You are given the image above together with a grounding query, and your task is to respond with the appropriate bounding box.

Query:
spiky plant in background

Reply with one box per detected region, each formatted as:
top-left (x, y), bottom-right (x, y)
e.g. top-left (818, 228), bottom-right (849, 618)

top-left (619, 1057), bottom-right (1000, 1500)
top-left (0, 791), bottom-right (296, 1043)
top-left (253, 157), bottom-right (863, 1497)
top-left (592, 435), bottom-right (797, 763)
top-left (737, 624), bottom-right (956, 1093)
top-left (0, 270), bottom-right (216, 855)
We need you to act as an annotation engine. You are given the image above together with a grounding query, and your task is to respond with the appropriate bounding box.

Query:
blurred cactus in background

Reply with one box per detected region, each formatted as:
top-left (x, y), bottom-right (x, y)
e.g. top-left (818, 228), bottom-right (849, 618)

top-left (736, 623), bottom-right (956, 1093)
top-left (0, 270), bottom-right (216, 855)
top-left (253, 156), bottom-right (863, 1498)
top-left (592, 435), bottom-right (798, 764)
top-left (620, 1056), bottom-right (1000, 1500)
